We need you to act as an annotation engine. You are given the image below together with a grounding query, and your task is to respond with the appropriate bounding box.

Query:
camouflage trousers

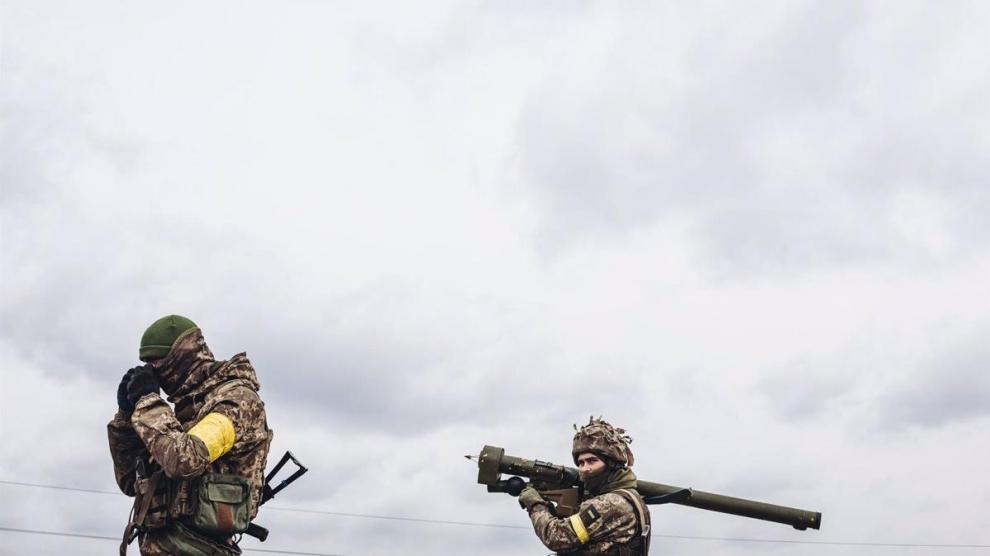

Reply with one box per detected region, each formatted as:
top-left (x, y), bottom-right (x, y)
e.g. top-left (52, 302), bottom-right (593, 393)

top-left (136, 522), bottom-right (241, 556)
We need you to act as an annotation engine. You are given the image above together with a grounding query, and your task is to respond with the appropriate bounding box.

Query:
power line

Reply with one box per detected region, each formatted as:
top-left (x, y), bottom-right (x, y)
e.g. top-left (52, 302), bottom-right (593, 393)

top-left (0, 479), bottom-right (118, 496)
top-left (0, 479), bottom-right (527, 530)
top-left (0, 526), bottom-right (344, 556)
top-left (0, 525), bottom-right (116, 542)
top-left (4, 479), bottom-right (990, 549)
top-left (264, 506), bottom-right (527, 529)
top-left (654, 533), bottom-right (990, 549)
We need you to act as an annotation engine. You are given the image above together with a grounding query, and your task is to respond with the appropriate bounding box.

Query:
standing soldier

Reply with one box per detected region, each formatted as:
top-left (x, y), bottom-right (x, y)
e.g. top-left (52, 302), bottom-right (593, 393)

top-left (108, 315), bottom-right (273, 555)
top-left (517, 417), bottom-right (651, 555)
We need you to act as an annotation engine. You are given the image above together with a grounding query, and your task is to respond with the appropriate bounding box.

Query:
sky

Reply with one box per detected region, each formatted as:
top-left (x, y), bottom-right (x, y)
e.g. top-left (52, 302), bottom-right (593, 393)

top-left (2, 1), bottom-right (989, 554)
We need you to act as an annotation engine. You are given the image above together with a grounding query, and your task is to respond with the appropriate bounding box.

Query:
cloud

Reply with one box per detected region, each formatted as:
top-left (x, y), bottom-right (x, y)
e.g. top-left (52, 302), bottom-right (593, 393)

top-left (516, 3), bottom-right (990, 271)
top-left (878, 330), bottom-right (990, 429)
top-left (757, 359), bottom-right (854, 422)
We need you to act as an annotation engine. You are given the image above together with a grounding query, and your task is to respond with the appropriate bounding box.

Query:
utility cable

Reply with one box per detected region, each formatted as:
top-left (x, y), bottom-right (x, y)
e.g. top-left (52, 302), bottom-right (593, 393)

top-left (4, 479), bottom-right (990, 548)
top-left (0, 480), bottom-right (526, 529)
top-left (0, 479), bottom-right (118, 496)
top-left (0, 526), bottom-right (344, 556)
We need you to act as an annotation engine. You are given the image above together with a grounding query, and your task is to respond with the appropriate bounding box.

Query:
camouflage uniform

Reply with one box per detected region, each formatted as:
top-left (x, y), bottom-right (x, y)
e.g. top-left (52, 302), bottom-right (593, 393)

top-left (524, 418), bottom-right (651, 555)
top-left (108, 328), bottom-right (273, 555)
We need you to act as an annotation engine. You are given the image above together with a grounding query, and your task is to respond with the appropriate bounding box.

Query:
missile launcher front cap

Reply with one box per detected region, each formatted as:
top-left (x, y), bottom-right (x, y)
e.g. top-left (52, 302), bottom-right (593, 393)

top-left (477, 445), bottom-right (504, 486)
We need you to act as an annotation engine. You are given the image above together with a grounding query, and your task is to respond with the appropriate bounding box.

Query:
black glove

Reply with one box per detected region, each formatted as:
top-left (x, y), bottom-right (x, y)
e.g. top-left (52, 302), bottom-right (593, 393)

top-left (126, 365), bottom-right (160, 406)
top-left (116, 367), bottom-right (141, 413)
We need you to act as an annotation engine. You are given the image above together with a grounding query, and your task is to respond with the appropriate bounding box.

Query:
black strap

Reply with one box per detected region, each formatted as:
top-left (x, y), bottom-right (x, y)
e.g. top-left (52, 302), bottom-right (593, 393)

top-left (134, 471), bottom-right (165, 529)
top-left (119, 470), bottom-right (164, 556)
top-left (119, 517), bottom-right (137, 556)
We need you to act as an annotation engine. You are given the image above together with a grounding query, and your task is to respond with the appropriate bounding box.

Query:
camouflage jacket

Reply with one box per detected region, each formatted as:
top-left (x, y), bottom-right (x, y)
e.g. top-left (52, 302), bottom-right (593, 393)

top-left (108, 329), bottom-right (273, 554)
top-left (527, 489), bottom-right (650, 555)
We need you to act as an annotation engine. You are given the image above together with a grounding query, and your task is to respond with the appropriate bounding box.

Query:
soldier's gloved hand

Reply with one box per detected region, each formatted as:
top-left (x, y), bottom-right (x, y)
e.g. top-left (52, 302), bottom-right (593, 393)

top-left (126, 365), bottom-right (160, 406)
top-left (518, 486), bottom-right (547, 511)
top-left (116, 367), bottom-right (141, 413)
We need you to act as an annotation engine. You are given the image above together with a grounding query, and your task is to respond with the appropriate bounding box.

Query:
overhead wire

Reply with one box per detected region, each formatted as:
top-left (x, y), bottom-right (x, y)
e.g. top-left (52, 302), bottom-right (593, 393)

top-left (3, 479), bottom-right (990, 549)
top-left (0, 526), bottom-right (344, 556)
top-left (0, 480), bottom-right (526, 530)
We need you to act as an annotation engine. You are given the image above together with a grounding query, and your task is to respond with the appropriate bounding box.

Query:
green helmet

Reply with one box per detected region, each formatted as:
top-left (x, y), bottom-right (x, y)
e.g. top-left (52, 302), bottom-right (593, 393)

top-left (139, 315), bottom-right (198, 362)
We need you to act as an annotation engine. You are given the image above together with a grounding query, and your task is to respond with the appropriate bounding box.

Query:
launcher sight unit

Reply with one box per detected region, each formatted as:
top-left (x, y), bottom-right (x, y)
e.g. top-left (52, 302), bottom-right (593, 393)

top-left (468, 445), bottom-right (821, 531)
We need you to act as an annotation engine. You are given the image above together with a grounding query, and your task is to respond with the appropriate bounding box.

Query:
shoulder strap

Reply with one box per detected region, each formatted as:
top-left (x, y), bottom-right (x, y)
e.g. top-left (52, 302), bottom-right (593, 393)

top-left (119, 469), bottom-right (165, 556)
top-left (615, 489), bottom-right (651, 555)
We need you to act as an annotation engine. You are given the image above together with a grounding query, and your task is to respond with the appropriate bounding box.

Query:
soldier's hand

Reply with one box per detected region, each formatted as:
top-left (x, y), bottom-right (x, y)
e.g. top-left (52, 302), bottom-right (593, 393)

top-left (126, 365), bottom-right (160, 406)
top-left (116, 367), bottom-right (142, 413)
top-left (518, 486), bottom-right (546, 511)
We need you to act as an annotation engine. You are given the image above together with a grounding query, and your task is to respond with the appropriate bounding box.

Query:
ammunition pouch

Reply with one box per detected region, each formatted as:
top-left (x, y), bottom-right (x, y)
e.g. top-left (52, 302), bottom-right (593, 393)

top-left (189, 473), bottom-right (254, 536)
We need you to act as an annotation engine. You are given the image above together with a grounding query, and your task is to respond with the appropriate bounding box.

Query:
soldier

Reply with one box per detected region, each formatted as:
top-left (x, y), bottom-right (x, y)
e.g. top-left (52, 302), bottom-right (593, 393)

top-left (517, 417), bottom-right (651, 555)
top-left (108, 315), bottom-right (273, 555)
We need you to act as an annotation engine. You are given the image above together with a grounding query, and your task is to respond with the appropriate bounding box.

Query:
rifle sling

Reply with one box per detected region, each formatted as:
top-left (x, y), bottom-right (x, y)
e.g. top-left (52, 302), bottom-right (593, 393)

top-left (120, 469), bottom-right (164, 556)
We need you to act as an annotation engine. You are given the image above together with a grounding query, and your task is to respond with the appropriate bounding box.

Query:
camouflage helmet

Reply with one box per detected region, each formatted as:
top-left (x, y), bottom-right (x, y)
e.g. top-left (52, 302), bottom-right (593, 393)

top-left (572, 416), bottom-right (635, 467)
top-left (139, 315), bottom-right (198, 362)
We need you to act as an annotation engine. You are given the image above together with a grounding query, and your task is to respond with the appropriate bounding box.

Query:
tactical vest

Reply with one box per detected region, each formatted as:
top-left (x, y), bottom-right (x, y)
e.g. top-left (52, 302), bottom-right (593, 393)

top-left (120, 378), bottom-right (258, 556)
top-left (120, 466), bottom-right (251, 556)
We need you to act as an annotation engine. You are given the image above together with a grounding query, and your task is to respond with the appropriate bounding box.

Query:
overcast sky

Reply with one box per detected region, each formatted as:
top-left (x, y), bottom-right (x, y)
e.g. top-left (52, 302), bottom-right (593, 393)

top-left (2, 1), bottom-right (990, 555)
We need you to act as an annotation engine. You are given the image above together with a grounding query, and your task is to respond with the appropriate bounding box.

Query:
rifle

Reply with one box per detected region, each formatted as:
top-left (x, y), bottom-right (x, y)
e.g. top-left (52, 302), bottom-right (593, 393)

top-left (467, 445), bottom-right (821, 531)
top-left (245, 451), bottom-right (309, 542)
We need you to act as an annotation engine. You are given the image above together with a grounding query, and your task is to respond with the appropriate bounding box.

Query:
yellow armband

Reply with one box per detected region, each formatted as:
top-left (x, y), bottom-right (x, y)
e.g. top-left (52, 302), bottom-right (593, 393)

top-left (569, 513), bottom-right (591, 544)
top-left (188, 412), bottom-right (236, 462)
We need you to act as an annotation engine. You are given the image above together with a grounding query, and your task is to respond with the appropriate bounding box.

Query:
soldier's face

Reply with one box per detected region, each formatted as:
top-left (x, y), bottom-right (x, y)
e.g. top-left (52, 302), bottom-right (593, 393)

top-left (142, 357), bottom-right (173, 386)
top-left (143, 357), bottom-right (166, 374)
top-left (576, 453), bottom-right (606, 480)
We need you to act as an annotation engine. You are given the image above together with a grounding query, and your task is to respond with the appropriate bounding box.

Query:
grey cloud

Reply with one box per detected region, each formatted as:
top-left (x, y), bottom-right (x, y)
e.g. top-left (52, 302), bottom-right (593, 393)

top-left (1, 42), bottom-right (145, 205)
top-left (879, 333), bottom-right (990, 429)
top-left (518, 3), bottom-right (990, 272)
top-left (696, 192), bottom-right (895, 274)
top-left (756, 360), bottom-right (856, 422)
top-left (0, 53), bottom-right (175, 377)
top-left (3, 260), bottom-right (651, 439)
top-left (520, 4), bottom-right (859, 246)
top-left (239, 292), bottom-right (652, 436)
